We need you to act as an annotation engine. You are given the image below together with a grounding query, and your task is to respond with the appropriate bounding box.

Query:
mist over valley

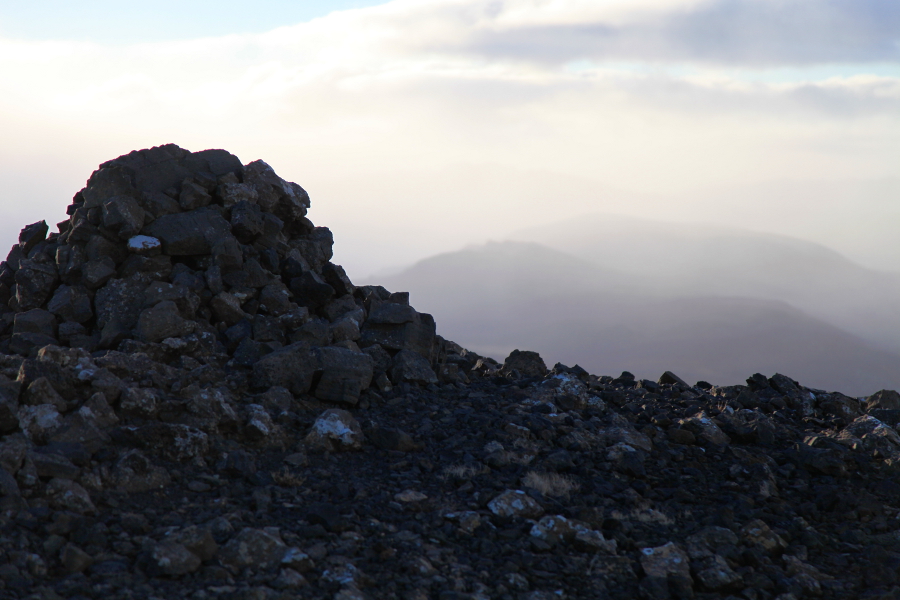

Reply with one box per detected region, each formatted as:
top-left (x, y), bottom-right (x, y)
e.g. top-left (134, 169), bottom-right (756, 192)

top-left (374, 216), bottom-right (900, 396)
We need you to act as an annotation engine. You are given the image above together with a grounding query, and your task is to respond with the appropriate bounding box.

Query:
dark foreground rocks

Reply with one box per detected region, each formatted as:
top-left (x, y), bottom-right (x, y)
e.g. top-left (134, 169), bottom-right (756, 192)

top-left (0, 146), bottom-right (898, 599)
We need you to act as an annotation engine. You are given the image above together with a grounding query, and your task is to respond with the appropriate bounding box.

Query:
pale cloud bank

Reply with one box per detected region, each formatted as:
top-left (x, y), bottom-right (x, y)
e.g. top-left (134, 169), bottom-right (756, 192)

top-left (0, 0), bottom-right (898, 276)
top-left (447, 0), bottom-right (900, 66)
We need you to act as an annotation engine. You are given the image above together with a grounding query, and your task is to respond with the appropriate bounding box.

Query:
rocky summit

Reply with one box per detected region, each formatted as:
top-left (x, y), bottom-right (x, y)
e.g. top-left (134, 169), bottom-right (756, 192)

top-left (0, 145), bottom-right (898, 600)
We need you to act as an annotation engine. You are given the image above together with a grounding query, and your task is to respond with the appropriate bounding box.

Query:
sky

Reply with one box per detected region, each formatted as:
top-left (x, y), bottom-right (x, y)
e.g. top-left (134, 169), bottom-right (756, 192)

top-left (0, 1), bottom-right (388, 44)
top-left (0, 0), bottom-right (898, 278)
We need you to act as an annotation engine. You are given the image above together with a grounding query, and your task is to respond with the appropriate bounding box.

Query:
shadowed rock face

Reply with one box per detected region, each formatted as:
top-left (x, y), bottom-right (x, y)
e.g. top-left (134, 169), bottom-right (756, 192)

top-left (0, 146), bottom-right (897, 599)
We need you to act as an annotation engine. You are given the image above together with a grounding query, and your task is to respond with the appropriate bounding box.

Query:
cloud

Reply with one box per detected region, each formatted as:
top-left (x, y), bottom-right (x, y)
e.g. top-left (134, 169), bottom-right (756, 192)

top-left (1, 0), bottom-right (896, 125)
top-left (403, 0), bottom-right (900, 66)
top-left (0, 0), bottom-right (897, 277)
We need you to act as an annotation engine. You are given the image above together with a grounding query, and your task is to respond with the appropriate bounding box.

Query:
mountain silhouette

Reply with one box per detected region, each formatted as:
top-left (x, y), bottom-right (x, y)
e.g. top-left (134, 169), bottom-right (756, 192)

top-left (509, 213), bottom-right (900, 354)
top-left (376, 239), bottom-right (900, 396)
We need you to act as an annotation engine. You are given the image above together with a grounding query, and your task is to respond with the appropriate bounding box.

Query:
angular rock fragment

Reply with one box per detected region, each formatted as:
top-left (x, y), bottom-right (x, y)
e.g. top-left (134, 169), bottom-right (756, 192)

top-left (530, 515), bottom-right (577, 545)
top-left (218, 527), bottom-right (286, 572)
top-left (136, 300), bottom-right (194, 343)
top-left (167, 525), bottom-right (218, 562)
top-left (60, 544), bottom-right (93, 574)
top-left (693, 555), bottom-right (741, 591)
top-left (82, 257), bottom-right (116, 290)
top-left (179, 180), bottom-right (212, 211)
top-left (741, 519), bottom-right (787, 555)
top-left (218, 182), bottom-right (258, 208)
top-left (23, 377), bottom-right (66, 411)
top-left (109, 449), bottom-right (171, 493)
top-left (18, 221), bottom-right (49, 255)
top-left (244, 404), bottom-right (277, 441)
top-left (312, 347), bottom-right (374, 405)
top-left (360, 303), bottom-right (436, 359)
top-left (679, 412), bottom-right (730, 446)
top-left (80, 392), bottom-right (119, 428)
top-left (119, 387), bottom-right (161, 418)
top-left (14, 260), bottom-right (58, 311)
top-left (144, 207), bottom-right (233, 256)
top-left (47, 285), bottom-right (92, 323)
top-left (290, 271), bottom-right (334, 309)
top-left (658, 370), bottom-right (691, 388)
top-left (14, 308), bottom-right (58, 337)
top-left (17, 404), bottom-right (62, 443)
top-left (252, 342), bottom-right (316, 396)
top-left (503, 349), bottom-right (548, 378)
top-left (867, 389), bottom-right (900, 411)
top-left (258, 281), bottom-right (293, 317)
top-left (46, 477), bottom-right (96, 514)
top-left (390, 349), bottom-right (438, 385)
top-left (150, 541), bottom-right (202, 576)
top-left (322, 263), bottom-right (355, 296)
top-left (102, 195), bottom-right (145, 240)
top-left (572, 526), bottom-right (617, 554)
top-left (29, 450), bottom-right (79, 480)
top-left (488, 490), bottom-right (544, 519)
top-left (305, 409), bottom-right (365, 452)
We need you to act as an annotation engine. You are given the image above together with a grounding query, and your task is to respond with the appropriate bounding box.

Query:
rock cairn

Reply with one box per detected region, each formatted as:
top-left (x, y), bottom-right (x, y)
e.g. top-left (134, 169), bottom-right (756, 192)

top-left (0, 145), bottom-right (899, 599)
top-left (0, 144), bottom-right (456, 450)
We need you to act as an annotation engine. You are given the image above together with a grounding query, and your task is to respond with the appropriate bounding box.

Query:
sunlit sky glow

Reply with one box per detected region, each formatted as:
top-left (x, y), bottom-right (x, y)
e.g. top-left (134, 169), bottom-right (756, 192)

top-left (1, 0), bottom-right (898, 277)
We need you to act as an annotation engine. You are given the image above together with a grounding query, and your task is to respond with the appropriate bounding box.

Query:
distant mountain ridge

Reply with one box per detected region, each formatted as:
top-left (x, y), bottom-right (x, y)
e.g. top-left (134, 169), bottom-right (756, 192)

top-left (375, 237), bottom-right (900, 396)
top-left (508, 213), bottom-right (900, 354)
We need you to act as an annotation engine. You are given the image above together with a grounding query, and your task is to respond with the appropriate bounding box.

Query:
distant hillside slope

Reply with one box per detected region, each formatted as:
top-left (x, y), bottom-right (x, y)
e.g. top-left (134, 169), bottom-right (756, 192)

top-left (508, 213), bottom-right (900, 354)
top-left (376, 241), bottom-right (900, 396)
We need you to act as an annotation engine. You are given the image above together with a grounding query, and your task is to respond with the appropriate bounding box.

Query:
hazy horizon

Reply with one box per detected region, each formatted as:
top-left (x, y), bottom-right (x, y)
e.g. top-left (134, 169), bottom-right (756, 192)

top-left (375, 235), bottom-right (900, 396)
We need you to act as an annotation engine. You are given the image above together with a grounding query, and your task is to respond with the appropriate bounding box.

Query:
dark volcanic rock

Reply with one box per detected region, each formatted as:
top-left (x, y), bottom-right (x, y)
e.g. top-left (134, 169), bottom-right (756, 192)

top-left (0, 144), bottom-right (894, 600)
top-left (503, 349), bottom-right (548, 378)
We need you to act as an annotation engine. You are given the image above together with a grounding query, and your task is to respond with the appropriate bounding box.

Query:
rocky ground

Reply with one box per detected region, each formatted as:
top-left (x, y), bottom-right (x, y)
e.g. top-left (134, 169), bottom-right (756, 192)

top-left (0, 145), bottom-right (899, 600)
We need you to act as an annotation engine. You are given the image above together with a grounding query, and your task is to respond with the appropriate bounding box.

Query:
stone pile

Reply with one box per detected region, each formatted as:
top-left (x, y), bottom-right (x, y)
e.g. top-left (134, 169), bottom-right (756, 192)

top-left (0, 144), bottom-right (464, 463)
top-left (0, 146), bottom-right (899, 600)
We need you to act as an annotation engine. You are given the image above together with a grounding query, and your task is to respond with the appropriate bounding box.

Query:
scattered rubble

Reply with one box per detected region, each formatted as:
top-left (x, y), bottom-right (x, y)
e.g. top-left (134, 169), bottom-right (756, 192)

top-left (0, 145), bottom-right (895, 599)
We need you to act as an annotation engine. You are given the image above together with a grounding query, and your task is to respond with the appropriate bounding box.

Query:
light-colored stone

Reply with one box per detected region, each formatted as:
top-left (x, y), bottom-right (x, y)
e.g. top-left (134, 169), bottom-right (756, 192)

top-left (530, 515), bottom-right (576, 544)
top-left (488, 489), bottom-right (544, 519)
top-left (245, 404), bottom-right (276, 441)
top-left (305, 409), bottom-right (365, 452)
top-left (17, 404), bottom-right (62, 443)
top-left (394, 490), bottom-right (428, 503)
top-left (127, 235), bottom-right (162, 256)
